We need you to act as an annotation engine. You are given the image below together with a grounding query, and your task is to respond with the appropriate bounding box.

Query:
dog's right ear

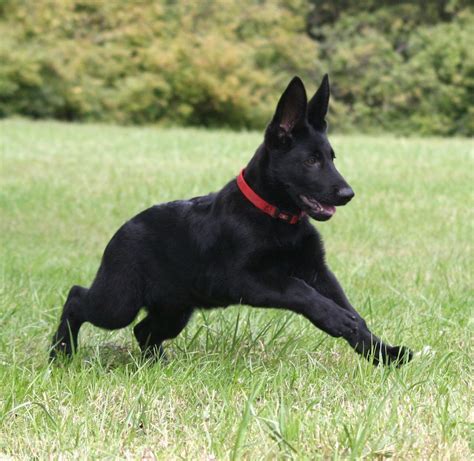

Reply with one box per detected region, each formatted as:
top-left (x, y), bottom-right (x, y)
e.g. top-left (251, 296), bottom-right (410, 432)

top-left (266, 76), bottom-right (307, 146)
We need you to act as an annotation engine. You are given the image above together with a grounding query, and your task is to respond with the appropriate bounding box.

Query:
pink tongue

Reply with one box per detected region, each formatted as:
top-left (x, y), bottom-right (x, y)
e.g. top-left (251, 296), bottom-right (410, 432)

top-left (321, 204), bottom-right (336, 215)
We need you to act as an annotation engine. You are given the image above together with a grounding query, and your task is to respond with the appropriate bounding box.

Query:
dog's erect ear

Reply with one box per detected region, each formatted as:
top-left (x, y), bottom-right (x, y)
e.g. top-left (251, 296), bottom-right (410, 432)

top-left (308, 74), bottom-right (330, 131)
top-left (269, 76), bottom-right (307, 136)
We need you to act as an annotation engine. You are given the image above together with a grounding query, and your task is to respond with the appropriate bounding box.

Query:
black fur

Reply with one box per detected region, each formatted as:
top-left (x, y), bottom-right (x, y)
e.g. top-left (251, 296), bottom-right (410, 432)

top-left (51, 76), bottom-right (413, 366)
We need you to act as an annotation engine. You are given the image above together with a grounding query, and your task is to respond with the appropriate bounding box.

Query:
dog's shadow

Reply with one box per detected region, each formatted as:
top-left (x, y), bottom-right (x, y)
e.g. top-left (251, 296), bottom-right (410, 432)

top-left (63, 342), bottom-right (219, 371)
top-left (71, 342), bottom-right (142, 370)
top-left (59, 340), bottom-right (293, 373)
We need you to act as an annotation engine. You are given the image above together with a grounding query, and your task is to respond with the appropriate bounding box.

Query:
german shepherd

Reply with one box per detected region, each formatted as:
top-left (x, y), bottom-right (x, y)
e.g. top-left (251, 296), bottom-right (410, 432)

top-left (51, 75), bottom-right (413, 366)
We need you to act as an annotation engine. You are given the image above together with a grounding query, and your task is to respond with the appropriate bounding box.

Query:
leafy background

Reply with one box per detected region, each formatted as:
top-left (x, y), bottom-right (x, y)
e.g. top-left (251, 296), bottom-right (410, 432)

top-left (0, 0), bottom-right (472, 135)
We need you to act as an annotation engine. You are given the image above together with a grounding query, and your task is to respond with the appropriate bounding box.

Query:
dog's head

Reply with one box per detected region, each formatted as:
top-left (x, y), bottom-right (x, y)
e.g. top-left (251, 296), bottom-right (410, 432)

top-left (264, 76), bottom-right (354, 221)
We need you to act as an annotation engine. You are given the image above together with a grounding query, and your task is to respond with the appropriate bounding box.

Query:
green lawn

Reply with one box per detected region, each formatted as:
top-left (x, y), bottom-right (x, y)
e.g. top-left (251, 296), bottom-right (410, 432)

top-left (0, 119), bottom-right (472, 459)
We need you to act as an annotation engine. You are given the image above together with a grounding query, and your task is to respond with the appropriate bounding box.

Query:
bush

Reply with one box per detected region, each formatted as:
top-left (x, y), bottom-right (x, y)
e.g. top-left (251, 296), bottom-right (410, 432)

top-left (0, 0), bottom-right (472, 135)
top-left (0, 0), bottom-right (316, 128)
top-left (311, 3), bottom-right (473, 135)
top-left (403, 15), bottom-right (474, 136)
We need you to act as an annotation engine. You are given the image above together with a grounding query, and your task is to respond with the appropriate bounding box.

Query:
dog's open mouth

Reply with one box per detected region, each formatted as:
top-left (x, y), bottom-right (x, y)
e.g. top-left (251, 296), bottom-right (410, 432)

top-left (299, 195), bottom-right (336, 221)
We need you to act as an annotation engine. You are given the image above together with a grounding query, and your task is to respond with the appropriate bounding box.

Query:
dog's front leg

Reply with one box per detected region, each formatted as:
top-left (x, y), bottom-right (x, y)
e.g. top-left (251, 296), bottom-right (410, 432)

top-left (235, 274), bottom-right (411, 365)
top-left (311, 268), bottom-right (360, 314)
top-left (311, 267), bottom-right (413, 365)
top-left (236, 275), bottom-right (402, 364)
top-left (239, 275), bottom-right (360, 338)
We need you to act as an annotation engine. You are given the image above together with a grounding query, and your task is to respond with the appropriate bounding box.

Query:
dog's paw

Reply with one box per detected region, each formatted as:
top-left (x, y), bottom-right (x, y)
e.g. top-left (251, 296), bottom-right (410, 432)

top-left (141, 344), bottom-right (168, 365)
top-left (49, 336), bottom-right (73, 363)
top-left (385, 345), bottom-right (413, 367)
top-left (360, 343), bottom-right (413, 367)
top-left (328, 309), bottom-right (360, 337)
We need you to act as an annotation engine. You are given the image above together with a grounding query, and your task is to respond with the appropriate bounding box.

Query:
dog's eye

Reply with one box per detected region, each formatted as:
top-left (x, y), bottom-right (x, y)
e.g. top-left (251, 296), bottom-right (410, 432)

top-left (304, 157), bottom-right (318, 166)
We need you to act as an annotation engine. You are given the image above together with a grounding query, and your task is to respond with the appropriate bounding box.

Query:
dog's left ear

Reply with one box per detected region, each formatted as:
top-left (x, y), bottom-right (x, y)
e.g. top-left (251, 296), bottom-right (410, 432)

top-left (308, 74), bottom-right (330, 131)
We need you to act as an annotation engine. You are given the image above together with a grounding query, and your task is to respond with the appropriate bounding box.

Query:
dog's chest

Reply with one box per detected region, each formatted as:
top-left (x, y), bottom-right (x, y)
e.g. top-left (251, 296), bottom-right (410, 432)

top-left (246, 228), bottom-right (323, 275)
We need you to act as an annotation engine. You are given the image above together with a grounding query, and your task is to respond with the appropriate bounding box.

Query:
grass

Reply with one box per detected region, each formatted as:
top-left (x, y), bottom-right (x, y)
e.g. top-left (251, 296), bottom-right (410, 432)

top-left (0, 118), bottom-right (472, 460)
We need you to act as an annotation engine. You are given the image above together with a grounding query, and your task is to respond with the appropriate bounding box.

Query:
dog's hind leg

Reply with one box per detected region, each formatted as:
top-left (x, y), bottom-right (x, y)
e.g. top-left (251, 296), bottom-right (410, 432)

top-left (50, 267), bottom-right (144, 361)
top-left (50, 285), bottom-right (87, 360)
top-left (134, 308), bottom-right (193, 361)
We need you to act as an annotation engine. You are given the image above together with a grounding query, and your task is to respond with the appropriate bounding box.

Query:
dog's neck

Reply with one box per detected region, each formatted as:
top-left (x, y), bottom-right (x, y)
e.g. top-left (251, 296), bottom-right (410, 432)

top-left (243, 144), bottom-right (301, 214)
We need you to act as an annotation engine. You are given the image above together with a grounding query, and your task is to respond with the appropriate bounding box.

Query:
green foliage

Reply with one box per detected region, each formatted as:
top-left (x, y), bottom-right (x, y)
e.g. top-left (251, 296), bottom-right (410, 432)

top-left (0, 0), bottom-right (315, 128)
top-left (403, 16), bottom-right (474, 135)
top-left (310, 2), bottom-right (473, 134)
top-left (0, 0), bottom-right (472, 134)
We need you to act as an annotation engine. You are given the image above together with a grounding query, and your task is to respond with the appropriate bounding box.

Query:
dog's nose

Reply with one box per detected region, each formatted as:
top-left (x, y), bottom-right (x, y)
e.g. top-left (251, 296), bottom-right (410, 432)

top-left (336, 187), bottom-right (355, 204)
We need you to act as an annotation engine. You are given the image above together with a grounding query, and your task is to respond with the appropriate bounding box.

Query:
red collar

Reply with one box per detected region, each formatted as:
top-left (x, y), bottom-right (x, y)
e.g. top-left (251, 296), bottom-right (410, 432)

top-left (236, 169), bottom-right (306, 224)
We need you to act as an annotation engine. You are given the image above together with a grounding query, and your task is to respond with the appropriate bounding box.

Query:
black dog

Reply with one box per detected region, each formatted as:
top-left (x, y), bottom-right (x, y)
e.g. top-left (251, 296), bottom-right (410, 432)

top-left (51, 75), bottom-right (413, 366)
